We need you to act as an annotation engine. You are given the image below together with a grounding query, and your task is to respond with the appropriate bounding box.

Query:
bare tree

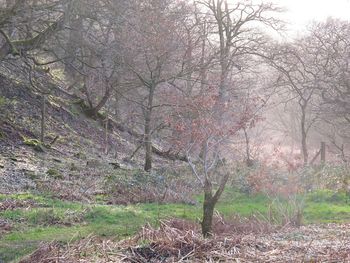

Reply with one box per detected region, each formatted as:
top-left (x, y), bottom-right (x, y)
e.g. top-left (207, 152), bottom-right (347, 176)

top-left (265, 40), bottom-right (322, 165)
top-left (199, 0), bottom-right (283, 101)
top-left (0, 0), bottom-right (65, 62)
top-left (309, 19), bottom-right (350, 124)
top-left (118, 0), bottom-right (197, 171)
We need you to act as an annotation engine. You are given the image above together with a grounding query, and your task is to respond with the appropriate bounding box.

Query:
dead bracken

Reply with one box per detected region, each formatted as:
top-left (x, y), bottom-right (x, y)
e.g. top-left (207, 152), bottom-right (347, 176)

top-left (18, 219), bottom-right (350, 263)
top-left (0, 198), bottom-right (38, 211)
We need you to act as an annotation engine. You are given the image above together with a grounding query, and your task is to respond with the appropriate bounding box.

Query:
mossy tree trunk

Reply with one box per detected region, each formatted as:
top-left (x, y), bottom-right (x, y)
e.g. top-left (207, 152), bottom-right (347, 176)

top-left (201, 172), bottom-right (229, 237)
top-left (202, 185), bottom-right (216, 237)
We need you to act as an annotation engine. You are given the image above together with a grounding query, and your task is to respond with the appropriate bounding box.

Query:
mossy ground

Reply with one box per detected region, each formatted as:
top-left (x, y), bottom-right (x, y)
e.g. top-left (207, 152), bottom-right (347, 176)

top-left (1, 190), bottom-right (349, 262)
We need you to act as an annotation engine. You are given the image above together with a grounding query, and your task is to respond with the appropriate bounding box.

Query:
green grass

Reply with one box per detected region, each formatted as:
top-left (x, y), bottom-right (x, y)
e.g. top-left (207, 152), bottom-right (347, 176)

top-left (1, 190), bottom-right (349, 262)
top-left (0, 194), bottom-right (200, 262)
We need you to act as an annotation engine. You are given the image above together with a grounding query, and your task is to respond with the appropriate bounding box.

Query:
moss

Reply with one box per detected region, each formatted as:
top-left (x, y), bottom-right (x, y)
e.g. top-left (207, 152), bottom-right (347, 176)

top-left (74, 151), bottom-right (86, 160)
top-left (25, 170), bottom-right (38, 180)
top-left (68, 104), bottom-right (81, 116)
top-left (0, 96), bottom-right (7, 108)
top-left (72, 98), bottom-right (86, 107)
top-left (22, 137), bottom-right (44, 152)
top-left (46, 168), bottom-right (63, 179)
top-left (0, 130), bottom-right (5, 140)
top-left (70, 162), bottom-right (79, 171)
top-left (97, 110), bottom-right (107, 119)
top-left (50, 68), bottom-right (65, 81)
top-left (94, 194), bottom-right (109, 204)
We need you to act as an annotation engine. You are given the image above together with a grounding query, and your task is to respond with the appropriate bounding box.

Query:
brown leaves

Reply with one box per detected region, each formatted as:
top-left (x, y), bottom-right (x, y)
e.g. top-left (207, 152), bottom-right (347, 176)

top-left (16, 220), bottom-right (350, 263)
top-left (0, 198), bottom-right (37, 211)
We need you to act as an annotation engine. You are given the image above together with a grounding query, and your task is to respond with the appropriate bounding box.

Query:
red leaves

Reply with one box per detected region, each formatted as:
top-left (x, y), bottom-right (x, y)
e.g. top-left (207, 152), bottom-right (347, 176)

top-left (247, 144), bottom-right (304, 198)
top-left (164, 85), bottom-right (260, 154)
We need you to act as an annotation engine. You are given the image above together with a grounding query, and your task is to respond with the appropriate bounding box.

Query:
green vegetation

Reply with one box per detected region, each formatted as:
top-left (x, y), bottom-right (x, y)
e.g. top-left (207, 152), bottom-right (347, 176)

top-left (22, 137), bottom-right (44, 152)
top-left (46, 168), bottom-right (63, 179)
top-left (0, 96), bottom-right (7, 108)
top-left (1, 189), bottom-right (349, 262)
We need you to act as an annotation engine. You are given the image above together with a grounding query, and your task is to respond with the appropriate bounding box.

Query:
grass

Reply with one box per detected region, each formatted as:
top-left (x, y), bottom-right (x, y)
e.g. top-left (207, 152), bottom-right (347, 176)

top-left (1, 190), bottom-right (350, 262)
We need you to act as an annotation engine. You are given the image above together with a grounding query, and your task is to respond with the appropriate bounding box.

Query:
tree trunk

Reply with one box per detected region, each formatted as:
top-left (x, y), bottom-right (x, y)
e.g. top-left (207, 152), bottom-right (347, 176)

top-left (243, 127), bottom-right (253, 167)
top-left (201, 171), bottom-right (229, 237)
top-left (63, 1), bottom-right (83, 80)
top-left (144, 112), bottom-right (152, 171)
top-left (144, 85), bottom-right (155, 171)
top-left (85, 84), bottom-right (112, 118)
top-left (202, 192), bottom-right (215, 237)
top-left (216, 0), bottom-right (230, 101)
top-left (105, 115), bottom-right (109, 155)
top-left (300, 105), bottom-right (308, 166)
top-left (320, 141), bottom-right (326, 163)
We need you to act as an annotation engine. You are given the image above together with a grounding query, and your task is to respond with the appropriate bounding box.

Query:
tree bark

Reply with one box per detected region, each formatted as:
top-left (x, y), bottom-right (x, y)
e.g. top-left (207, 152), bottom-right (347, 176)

top-left (84, 83), bottom-right (112, 118)
top-left (202, 191), bottom-right (215, 237)
top-left (300, 104), bottom-right (308, 166)
top-left (63, 1), bottom-right (83, 81)
top-left (243, 127), bottom-right (253, 167)
top-left (105, 115), bottom-right (109, 155)
top-left (320, 141), bottom-right (326, 163)
top-left (144, 85), bottom-right (155, 171)
top-left (201, 177), bottom-right (214, 237)
top-left (201, 170), bottom-right (229, 237)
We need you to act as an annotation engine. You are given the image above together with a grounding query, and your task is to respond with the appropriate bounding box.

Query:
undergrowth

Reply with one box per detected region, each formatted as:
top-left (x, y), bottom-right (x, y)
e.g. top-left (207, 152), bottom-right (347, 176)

top-left (1, 189), bottom-right (350, 262)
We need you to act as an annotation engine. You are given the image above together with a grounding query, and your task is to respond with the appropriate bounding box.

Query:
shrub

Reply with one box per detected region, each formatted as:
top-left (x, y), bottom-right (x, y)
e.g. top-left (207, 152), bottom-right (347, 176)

top-left (104, 167), bottom-right (197, 205)
top-left (268, 195), bottom-right (305, 227)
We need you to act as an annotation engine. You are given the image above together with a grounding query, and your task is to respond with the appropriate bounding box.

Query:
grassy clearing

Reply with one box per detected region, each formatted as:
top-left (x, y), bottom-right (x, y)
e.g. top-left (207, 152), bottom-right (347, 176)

top-left (0, 190), bottom-right (349, 262)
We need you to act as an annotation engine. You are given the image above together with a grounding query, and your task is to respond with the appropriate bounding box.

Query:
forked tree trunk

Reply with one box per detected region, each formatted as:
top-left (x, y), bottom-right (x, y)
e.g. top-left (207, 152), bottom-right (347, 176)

top-left (85, 84), bottom-right (112, 118)
top-left (201, 173), bottom-right (229, 237)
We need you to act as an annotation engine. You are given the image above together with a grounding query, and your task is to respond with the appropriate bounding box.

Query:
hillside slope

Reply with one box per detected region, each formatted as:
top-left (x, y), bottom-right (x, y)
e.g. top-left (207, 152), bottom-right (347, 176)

top-left (0, 73), bottom-right (184, 199)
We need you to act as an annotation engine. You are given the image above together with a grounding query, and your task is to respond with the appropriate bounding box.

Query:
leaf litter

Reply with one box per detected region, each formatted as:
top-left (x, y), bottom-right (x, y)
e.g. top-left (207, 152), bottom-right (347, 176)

top-left (18, 216), bottom-right (350, 262)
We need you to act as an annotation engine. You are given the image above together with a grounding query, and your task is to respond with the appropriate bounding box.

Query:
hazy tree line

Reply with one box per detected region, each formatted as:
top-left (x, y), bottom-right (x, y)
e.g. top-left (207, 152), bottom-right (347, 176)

top-left (0, 0), bottom-right (349, 235)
